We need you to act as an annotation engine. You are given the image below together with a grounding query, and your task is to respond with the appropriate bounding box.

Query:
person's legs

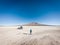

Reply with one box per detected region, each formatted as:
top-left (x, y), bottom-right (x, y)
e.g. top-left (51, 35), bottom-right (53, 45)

top-left (30, 32), bottom-right (31, 34)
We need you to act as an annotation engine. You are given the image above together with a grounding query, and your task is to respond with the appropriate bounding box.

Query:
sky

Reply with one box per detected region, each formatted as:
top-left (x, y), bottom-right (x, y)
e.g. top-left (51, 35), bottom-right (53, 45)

top-left (0, 0), bottom-right (60, 25)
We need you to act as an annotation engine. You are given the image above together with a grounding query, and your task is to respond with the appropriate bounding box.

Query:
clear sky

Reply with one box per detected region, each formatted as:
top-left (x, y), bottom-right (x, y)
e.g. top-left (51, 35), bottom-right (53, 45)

top-left (0, 0), bottom-right (60, 25)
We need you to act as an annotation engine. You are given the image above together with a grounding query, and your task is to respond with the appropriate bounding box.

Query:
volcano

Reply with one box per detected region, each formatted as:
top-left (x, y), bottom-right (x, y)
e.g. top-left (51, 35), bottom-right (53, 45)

top-left (23, 22), bottom-right (49, 26)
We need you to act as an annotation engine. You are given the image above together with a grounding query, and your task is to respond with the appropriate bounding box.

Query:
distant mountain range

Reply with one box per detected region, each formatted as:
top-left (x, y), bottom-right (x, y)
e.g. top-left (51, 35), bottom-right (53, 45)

top-left (23, 22), bottom-right (50, 26)
top-left (0, 22), bottom-right (60, 26)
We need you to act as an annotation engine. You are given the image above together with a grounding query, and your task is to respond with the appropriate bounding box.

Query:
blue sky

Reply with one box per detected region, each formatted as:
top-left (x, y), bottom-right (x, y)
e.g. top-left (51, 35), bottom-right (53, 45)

top-left (0, 0), bottom-right (60, 25)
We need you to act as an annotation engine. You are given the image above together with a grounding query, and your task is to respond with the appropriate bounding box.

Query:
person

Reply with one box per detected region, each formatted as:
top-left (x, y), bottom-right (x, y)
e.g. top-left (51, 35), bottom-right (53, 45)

top-left (30, 29), bottom-right (32, 35)
top-left (20, 26), bottom-right (23, 29)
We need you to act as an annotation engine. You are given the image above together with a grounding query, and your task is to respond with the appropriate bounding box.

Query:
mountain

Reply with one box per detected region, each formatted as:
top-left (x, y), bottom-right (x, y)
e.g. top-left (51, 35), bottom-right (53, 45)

top-left (23, 22), bottom-right (49, 26)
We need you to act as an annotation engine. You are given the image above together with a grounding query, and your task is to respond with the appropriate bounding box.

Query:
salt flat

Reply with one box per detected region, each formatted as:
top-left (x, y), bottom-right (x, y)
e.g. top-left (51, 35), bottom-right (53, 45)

top-left (0, 26), bottom-right (60, 45)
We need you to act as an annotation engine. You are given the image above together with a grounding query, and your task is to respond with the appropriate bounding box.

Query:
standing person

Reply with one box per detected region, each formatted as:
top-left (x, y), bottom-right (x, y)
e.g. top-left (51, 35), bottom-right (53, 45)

top-left (30, 29), bottom-right (32, 35)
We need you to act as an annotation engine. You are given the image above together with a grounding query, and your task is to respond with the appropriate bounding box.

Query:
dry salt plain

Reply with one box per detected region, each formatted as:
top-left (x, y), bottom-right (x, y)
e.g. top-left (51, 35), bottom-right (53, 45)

top-left (0, 26), bottom-right (60, 45)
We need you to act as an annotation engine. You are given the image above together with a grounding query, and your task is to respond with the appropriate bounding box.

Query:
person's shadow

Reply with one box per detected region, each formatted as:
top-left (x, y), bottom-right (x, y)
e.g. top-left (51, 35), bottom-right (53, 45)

top-left (23, 33), bottom-right (31, 35)
top-left (23, 33), bottom-right (28, 35)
